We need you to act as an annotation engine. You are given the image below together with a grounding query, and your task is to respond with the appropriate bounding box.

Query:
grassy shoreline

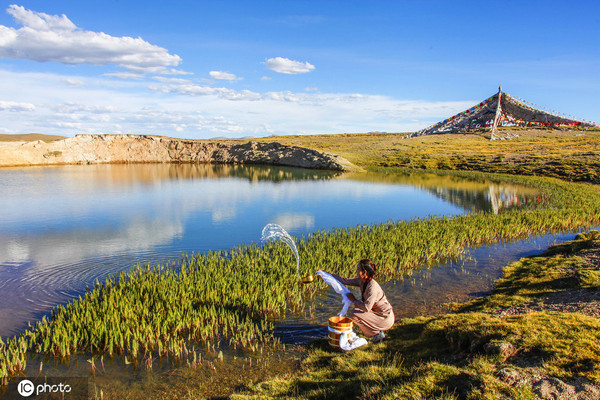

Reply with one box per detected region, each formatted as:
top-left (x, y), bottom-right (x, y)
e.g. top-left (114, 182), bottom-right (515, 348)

top-left (232, 232), bottom-right (600, 400)
top-left (257, 129), bottom-right (600, 183)
top-left (1, 168), bottom-right (600, 388)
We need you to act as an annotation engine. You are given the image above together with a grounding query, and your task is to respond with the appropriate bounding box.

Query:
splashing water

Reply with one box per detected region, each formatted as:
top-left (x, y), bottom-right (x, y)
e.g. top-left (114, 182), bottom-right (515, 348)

top-left (261, 223), bottom-right (300, 279)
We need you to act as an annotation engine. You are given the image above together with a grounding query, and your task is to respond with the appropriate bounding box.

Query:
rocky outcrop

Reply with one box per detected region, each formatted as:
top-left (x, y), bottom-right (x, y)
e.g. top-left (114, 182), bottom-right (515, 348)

top-left (0, 134), bottom-right (357, 171)
top-left (496, 368), bottom-right (600, 400)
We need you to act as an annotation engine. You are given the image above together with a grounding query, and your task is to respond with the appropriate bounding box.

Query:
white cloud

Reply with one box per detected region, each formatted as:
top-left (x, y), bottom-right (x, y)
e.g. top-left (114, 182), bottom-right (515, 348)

top-left (209, 70), bottom-right (241, 81)
top-left (53, 102), bottom-right (115, 114)
top-left (149, 83), bottom-right (263, 101)
top-left (6, 4), bottom-right (75, 31)
top-left (63, 78), bottom-right (85, 87)
top-left (147, 82), bottom-right (410, 108)
top-left (53, 121), bottom-right (82, 129)
top-left (263, 90), bottom-right (312, 103)
top-left (264, 57), bottom-right (315, 74)
top-left (0, 100), bottom-right (35, 111)
top-left (149, 82), bottom-right (322, 103)
top-left (0, 68), bottom-right (475, 138)
top-left (103, 72), bottom-right (145, 80)
top-left (159, 68), bottom-right (193, 76)
top-left (152, 76), bottom-right (193, 84)
top-left (0, 5), bottom-right (181, 73)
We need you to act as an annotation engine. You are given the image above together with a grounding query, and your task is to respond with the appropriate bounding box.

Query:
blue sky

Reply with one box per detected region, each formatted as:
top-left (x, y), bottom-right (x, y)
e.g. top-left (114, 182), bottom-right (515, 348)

top-left (0, 1), bottom-right (598, 138)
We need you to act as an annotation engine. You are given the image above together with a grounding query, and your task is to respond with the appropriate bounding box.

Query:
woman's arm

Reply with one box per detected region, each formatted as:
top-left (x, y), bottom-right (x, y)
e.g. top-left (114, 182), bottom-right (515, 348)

top-left (330, 273), bottom-right (361, 287)
top-left (348, 283), bottom-right (377, 312)
top-left (344, 292), bottom-right (367, 311)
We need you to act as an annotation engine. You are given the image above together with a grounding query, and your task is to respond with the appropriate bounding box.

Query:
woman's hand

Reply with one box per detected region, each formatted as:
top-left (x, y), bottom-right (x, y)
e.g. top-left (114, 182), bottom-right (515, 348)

top-left (346, 292), bottom-right (356, 303)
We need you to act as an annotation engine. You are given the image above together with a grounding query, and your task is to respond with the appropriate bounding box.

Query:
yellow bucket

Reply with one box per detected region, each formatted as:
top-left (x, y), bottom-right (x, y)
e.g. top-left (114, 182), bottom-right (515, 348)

top-left (328, 316), bottom-right (353, 349)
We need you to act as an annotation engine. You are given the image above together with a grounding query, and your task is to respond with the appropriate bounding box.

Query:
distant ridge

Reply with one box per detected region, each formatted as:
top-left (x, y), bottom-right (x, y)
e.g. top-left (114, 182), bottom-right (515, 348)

top-left (0, 134), bottom-right (358, 171)
top-left (0, 133), bottom-right (67, 142)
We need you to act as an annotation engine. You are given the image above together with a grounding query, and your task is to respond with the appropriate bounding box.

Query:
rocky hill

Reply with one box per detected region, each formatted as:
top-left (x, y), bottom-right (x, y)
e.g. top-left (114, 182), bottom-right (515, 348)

top-left (0, 134), bottom-right (357, 171)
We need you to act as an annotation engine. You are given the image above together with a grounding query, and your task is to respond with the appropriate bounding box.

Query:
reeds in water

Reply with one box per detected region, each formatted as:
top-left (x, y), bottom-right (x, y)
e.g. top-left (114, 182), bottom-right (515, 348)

top-left (1, 171), bottom-right (600, 386)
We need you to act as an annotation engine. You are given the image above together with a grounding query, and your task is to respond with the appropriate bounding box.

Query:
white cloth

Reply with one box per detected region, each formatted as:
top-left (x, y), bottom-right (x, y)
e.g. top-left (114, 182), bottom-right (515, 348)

top-left (316, 270), bottom-right (353, 316)
top-left (328, 326), bottom-right (368, 351)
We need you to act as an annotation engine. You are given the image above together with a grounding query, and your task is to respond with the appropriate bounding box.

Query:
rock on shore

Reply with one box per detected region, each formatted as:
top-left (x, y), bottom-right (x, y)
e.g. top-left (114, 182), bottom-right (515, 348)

top-left (0, 134), bottom-right (357, 171)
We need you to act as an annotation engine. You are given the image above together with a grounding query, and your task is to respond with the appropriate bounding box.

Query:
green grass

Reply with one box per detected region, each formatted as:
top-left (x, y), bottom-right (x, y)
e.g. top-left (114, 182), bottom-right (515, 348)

top-left (231, 233), bottom-right (600, 400)
top-left (457, 230), bottom-right (600, 313)
top-left (256, 129), bottom-right (600, 183)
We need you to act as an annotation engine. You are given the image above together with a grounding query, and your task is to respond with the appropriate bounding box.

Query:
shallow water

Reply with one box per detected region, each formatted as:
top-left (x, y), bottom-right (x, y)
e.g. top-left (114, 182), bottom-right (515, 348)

top-left (280, 231), bottom-right (579, 341)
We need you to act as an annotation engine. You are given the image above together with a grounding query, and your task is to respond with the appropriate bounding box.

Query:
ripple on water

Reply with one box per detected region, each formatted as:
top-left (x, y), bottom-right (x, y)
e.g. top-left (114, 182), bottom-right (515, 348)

top-left (0, 251), bottom-right (179, 337)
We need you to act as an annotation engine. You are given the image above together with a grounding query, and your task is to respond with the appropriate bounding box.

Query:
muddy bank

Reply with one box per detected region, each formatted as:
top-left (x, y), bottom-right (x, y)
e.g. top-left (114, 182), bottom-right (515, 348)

top-left (0, 134), bottom-right (357, 171)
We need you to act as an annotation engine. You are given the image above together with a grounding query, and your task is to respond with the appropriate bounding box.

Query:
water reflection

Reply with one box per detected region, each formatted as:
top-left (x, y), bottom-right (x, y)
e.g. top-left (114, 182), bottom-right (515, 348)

top-left (0, 164), bottom-right (538, 337)
top-left (84, 162), bottom-right (342, 184)
top-left (343, 171), bottom-right (541, 213)
top-left (426, 183), bottom-right (541, 214)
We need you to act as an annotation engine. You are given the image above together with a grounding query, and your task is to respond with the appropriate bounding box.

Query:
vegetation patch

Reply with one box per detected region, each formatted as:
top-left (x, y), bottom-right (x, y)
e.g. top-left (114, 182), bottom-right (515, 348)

top-left (458, 230), bottom-right (600, 314)
top-left (232, 233), bottom-right (600, 399)
top-left (257, 129), bottom-right (600, 183)
top-left (43, 150), bottom-right (62, 158)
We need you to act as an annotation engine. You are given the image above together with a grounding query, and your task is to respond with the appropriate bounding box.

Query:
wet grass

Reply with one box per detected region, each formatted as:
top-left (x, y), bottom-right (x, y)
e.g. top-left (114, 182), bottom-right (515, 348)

top-left (231, 233), bottom-right (600, 400)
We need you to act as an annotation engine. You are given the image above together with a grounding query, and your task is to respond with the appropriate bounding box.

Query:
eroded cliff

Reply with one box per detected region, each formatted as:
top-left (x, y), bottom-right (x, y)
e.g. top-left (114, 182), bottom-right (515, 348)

top-left (0, 134), bottom-right (357, 171)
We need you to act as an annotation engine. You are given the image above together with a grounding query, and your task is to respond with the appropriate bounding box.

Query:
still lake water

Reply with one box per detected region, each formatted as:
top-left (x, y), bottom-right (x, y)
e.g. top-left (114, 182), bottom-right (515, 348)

top-left (0, 163), bottom-right (540, 338)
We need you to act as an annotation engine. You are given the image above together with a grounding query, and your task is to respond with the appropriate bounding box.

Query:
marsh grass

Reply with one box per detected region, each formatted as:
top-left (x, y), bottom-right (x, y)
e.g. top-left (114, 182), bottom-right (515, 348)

top-left (232, 233), bottom-right (600, 400)
top-left (2, 169), bottom-right (600, 386)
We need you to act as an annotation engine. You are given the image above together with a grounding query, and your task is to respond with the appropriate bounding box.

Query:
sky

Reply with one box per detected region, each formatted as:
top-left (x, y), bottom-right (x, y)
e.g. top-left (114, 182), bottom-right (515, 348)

top-left (0, 0), bottom-right (598, 139)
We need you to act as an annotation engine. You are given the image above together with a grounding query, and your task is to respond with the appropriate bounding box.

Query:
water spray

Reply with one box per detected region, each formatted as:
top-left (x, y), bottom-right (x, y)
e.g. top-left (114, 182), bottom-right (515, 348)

top-left (260, 223), bottom-right (313, 283)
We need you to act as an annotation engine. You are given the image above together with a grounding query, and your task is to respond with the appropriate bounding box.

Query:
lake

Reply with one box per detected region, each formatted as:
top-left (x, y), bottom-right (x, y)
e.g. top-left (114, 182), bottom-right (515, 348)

top-left (4, 163), bottom-right (587, 398)
top-left (0, 163), bottom-right (538, 339)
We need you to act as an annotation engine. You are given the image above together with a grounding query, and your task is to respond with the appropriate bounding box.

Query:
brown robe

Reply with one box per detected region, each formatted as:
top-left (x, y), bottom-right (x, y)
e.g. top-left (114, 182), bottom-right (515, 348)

top-left (332, 273), bottom-right (395, 337)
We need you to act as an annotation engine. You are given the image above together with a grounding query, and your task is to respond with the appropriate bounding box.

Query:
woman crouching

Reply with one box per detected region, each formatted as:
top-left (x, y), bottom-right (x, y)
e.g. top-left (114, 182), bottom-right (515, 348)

top-left (330, 259), bottom-right (394, 343)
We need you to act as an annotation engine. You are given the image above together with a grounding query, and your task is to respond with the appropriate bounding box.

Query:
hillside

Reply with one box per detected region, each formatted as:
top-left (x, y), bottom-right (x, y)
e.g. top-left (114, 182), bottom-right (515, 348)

top-left (257, 128), bottom-right (600, 183)
top-left (0, 134), bottom-right (355, 171)
top-left (2, 129), bottom-right (599, 182)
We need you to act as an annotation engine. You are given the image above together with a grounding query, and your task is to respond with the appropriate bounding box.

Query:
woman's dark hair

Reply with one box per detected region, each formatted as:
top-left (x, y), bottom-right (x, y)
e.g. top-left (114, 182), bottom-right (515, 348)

top-left (358, 259), bottom-right (377, 279)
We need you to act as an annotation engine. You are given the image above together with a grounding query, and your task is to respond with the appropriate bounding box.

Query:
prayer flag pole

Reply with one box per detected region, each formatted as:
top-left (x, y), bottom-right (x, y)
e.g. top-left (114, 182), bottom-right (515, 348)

top-left (490, 85), bottom-right (503, 140)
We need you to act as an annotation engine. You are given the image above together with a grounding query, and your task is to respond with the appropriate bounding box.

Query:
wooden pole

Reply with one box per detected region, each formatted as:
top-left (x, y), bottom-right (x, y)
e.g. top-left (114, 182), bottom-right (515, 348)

top-left (490, 85), bottom-right (503, 140)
